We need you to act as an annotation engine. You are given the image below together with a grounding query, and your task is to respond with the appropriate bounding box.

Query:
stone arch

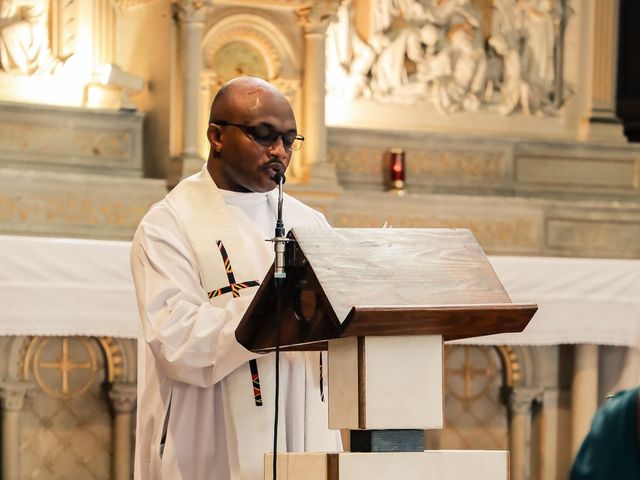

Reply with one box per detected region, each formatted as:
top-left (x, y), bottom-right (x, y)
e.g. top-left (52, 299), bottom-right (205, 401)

top-left (201, 11), bottom-right (300, 87)
top-left (198, 11), bottom-right (303, 171)
top-left (495, 345), bottom-right (525, 388)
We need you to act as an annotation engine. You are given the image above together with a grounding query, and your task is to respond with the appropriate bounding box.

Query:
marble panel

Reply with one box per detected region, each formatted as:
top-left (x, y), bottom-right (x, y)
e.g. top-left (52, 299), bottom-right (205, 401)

top-left (0, 102), bottom-right (144, 177)
top-left (329, 191), bottom-right (545, 255)
top-left (329, 128), bottom-right (640, 202)
top-left (0, 168), bottom-right (166, 240)
top-left (516, 155), bottom-right (638, 191)
top-left (547, 217), bottom-right (640, 258)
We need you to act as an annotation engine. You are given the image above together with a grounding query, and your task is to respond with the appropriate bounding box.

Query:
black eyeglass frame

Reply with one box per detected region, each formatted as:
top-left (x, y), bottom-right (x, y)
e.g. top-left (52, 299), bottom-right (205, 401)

top-left (213, 121), bottom-right (305, 152)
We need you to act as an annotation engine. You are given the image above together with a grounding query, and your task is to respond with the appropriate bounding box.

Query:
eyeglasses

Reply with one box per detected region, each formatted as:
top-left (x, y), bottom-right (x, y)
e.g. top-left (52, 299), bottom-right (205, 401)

top-left (214, 121), bottom-right (305, 152)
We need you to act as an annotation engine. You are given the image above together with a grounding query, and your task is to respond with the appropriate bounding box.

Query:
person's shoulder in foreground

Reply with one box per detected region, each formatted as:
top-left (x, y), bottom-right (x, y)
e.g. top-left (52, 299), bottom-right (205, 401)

top-left (570, 386), bottom-right (640, 480)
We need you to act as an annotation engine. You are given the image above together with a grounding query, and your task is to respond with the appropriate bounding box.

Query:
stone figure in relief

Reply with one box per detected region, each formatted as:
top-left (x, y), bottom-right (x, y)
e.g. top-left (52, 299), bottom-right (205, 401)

top-left (436, 22), bottom-right (487, 113)
top-left (326, 0), bottom-right (377, 99)
top-left (369, 0), bottom-right (432, 98)
top-left (487, 34), bottom-right (535, 115)
top-left (517, 0), bottom-right (555, 96)
top-left (0, 0), bottom-right (59, 75)
top-left (324, 0), bottom-right (565, 116)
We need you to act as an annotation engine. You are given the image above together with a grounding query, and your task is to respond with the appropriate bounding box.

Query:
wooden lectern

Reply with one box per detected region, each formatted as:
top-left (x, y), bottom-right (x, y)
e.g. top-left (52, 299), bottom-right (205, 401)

top-left (236, 228), bottom-right (537, 480)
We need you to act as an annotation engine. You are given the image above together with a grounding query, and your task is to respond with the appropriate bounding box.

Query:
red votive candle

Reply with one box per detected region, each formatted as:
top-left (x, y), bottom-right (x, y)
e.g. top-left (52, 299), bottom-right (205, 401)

top-left (389, 148), bottom-right (405, 190)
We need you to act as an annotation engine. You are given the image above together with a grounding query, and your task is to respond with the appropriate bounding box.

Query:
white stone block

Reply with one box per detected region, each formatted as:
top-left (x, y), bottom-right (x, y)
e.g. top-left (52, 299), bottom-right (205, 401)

top-left (328, 335), bottom-right (443, 430)
top-left (265, 451), bottom-right (509, 480)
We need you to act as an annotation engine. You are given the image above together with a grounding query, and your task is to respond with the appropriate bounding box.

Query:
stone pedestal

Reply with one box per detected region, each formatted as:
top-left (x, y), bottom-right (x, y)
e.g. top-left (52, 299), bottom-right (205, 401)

top-left (267, 335), bottom-right (508, 479)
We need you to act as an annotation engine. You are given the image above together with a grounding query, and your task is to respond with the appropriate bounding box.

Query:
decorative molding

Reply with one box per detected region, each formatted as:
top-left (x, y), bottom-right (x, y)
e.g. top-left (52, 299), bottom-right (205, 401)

top-left (98, 337), bottom-right (126, 383)
top-left (0, 381), bottom-right (33, 411)
top-left (171, 0), bottom-right (212, 22)
top-left (509, 387), bottom-right (544, 415)
top-left (111, 0), bottom-right (156, 9)
top-left (108, 383), bottom-right (137, 414)
top-left (295, 1), bottom-right (340, 34)
top-left (496, 345), bottom-right (521, 387)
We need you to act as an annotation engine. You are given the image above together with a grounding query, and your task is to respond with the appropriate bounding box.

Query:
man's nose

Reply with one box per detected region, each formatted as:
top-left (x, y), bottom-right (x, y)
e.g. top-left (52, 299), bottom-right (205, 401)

top-left (269, 135), bottom-right (288, 158)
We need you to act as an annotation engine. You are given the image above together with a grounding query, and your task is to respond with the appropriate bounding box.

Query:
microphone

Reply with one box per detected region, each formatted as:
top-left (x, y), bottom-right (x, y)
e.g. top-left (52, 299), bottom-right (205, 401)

top-left (273, 172), bottom-right (286, 289)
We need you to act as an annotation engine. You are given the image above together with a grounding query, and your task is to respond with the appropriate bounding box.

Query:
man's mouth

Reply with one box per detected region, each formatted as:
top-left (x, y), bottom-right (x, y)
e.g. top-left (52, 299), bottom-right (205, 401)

top-left (265, 162), bottom-right (285, 177)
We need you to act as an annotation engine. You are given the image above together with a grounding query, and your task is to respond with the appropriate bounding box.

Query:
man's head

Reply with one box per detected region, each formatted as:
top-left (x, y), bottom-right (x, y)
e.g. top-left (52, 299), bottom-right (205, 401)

top-left (206, 77), bottom-right (301, 193)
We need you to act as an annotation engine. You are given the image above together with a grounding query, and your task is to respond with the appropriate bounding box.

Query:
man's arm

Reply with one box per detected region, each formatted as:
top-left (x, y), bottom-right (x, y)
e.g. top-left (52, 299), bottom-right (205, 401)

top-left (131, 206), bottom-right (259, 388)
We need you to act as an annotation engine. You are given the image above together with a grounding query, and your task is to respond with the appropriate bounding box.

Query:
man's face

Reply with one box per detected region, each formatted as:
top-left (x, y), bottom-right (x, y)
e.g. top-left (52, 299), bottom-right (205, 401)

top-left (208, 89), bottom-right (297, 193)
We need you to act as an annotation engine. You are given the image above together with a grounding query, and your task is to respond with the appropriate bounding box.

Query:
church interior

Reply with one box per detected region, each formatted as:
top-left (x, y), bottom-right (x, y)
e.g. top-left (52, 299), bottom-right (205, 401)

top-left (1, 0), bottom-right (639, 479)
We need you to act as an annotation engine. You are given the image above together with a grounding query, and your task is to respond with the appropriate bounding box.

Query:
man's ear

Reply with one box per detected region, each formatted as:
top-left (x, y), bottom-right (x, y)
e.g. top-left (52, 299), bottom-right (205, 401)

top-left (207, 123), bottom-right (222, 152)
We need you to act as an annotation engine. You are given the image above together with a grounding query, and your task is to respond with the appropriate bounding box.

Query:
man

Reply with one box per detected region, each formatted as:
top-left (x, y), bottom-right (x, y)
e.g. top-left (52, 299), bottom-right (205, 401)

top-left (131, 77), bottom-right (341, 479)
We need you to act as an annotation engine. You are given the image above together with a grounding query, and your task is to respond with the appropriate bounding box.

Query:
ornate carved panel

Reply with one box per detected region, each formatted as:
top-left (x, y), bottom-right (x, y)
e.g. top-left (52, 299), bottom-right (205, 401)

top-left (20, 337), bottom-right (112, 479)
top-left (428, 345), bottom-right (509, 450)
top-left (326, 0), bottom-right (569, 117)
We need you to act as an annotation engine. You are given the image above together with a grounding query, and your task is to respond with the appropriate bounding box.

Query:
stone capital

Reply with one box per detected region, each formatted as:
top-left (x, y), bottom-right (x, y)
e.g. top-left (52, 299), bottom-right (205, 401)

top-left (0, 381), bottom-right (34, 412)
top-left (509, 387), bottom-right (543, 415)
top-left (109, 383), bottom-right (137, 414)
top-left (172, 0), bottom-right (212, 23)
top-left (295, 1), bottom-right (340, 34)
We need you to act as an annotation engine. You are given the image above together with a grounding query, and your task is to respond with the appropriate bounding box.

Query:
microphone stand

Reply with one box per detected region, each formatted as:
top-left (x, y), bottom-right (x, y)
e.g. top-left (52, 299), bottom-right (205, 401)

top-left (271, 172), bottom-right (287, 480)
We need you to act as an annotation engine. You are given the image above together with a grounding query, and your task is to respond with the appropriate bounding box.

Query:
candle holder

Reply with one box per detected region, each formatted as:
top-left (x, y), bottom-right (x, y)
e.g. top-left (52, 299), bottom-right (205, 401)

top-left (387, 148), bottom-right (406, 194)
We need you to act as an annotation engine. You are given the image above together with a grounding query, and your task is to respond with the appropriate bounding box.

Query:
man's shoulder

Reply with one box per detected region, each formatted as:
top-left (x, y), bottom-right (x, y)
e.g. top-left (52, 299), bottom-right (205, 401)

top-left (140, 197), bottom-right (174, 226)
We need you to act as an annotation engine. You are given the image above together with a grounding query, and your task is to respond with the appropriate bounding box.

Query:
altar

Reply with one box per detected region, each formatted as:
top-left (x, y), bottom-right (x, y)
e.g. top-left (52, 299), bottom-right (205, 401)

top-left (1, 234), bottom-right (639, 479)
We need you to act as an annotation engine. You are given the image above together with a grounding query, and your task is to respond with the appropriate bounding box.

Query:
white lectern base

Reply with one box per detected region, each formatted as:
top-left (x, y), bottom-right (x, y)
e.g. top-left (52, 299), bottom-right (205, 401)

top-left (265, 450), bottom-right (509, 480)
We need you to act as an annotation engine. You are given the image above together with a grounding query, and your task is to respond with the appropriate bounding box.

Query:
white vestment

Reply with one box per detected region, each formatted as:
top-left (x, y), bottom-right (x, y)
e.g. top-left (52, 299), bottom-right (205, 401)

top-left (131, 165), bottom-right (341, 480)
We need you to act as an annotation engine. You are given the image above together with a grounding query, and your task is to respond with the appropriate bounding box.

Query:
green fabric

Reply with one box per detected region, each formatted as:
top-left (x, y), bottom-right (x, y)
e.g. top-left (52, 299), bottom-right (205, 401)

top-left (570, 387), bottom-right (640, 480)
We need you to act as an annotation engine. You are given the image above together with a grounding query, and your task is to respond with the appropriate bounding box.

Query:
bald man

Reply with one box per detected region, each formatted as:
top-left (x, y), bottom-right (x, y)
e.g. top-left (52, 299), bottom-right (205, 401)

top-left (131, 77), bottom-right (341, 480)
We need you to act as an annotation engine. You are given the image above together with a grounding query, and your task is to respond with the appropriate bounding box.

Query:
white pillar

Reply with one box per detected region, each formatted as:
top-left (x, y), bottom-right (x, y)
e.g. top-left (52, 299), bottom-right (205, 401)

top-left (571, 344), bottom-right (599, 456)
top-left (108, 382), bottom-right (137, 480)
top-left (175, 0), bottom-right (210, 178)
top-left (508, 387), bottom-right (542, 480)
top-left (0, 382), bottom-right (33, 480)
top-left (295, 2), bottom-right (339, 182)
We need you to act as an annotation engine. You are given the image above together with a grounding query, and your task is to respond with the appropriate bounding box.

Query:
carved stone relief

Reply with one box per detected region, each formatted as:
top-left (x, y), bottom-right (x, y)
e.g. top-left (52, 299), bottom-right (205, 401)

top-left (326, 0), bottom-right (569, 116)
top-left (0, 0), bottom-right (78, 75)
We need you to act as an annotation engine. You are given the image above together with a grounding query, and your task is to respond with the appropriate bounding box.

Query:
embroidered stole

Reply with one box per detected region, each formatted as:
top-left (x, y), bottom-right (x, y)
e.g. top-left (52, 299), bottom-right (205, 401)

top-left (165, 165), bottom-right (265, 405)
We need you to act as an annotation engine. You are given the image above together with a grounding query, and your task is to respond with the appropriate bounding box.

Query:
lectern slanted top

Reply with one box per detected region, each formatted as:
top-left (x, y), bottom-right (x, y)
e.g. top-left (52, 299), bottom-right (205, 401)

top-left (236, 227), bottom-right (536, 351)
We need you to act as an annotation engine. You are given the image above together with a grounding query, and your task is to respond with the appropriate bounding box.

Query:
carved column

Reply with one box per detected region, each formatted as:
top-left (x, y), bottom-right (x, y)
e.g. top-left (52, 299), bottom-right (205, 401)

top-left (175, 0), bottom-right (211, 178)
top-left (0, 381), bottom-right (33, 480)
top-left (295, 2), bottom-right (339, 181)
top-left (579, 0), bottom-right (625, 142)
top-left (109, 382), bottom-right (137, 480)
top-left (508, 387), bottom-right (542, 480)
top-left (570, 344), bottom-right (599, 457)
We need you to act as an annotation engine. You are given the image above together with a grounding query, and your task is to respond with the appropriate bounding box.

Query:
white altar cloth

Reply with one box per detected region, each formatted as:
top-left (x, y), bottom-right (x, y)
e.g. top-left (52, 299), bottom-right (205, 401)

top-left (0, 235), bottom-right (639, 346)
top-left (0, 235), bottom-right (137, 338)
